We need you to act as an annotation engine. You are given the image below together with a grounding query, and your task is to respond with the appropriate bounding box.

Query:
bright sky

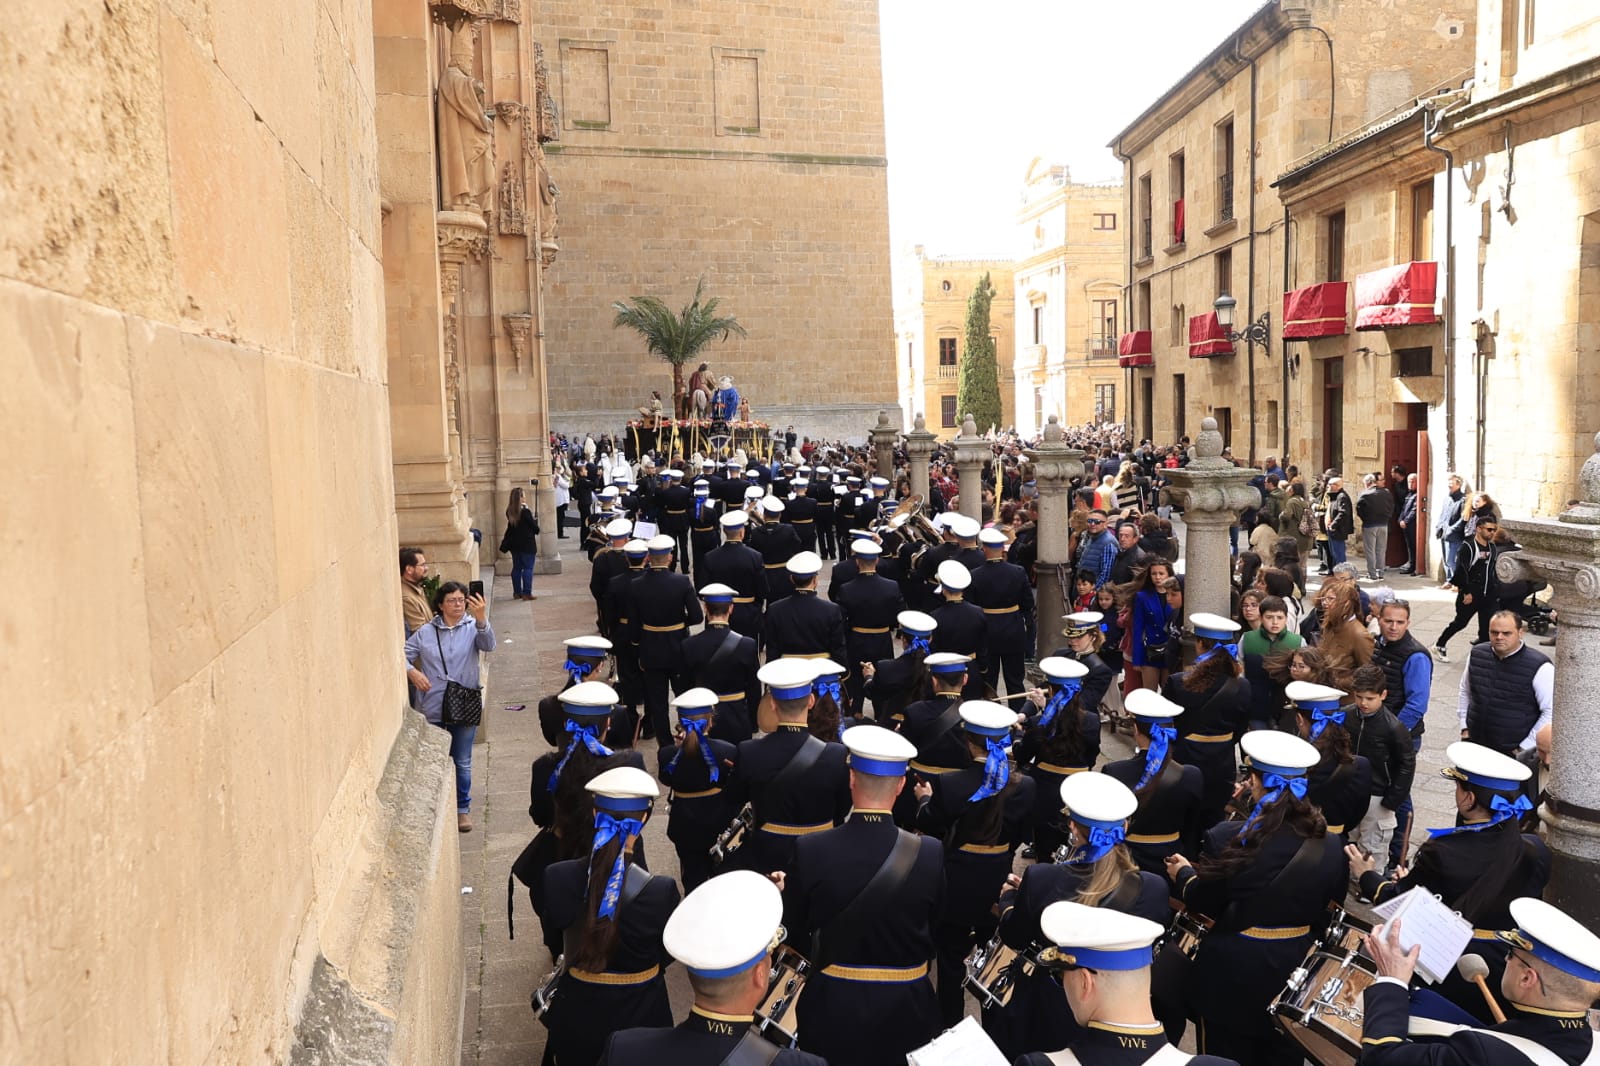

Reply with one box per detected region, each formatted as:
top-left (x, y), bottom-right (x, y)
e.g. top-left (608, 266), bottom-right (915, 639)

top-left (880, 0), bottom-right (1268, 260)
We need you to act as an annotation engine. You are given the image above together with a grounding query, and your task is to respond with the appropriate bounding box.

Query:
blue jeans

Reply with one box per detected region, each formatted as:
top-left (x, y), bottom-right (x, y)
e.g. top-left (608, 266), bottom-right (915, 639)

top-left (1388, 733), bottom-right (1424, 867)
top-left (1328, 537), bottom-right (1348, 565)
top-left (447, 723), bottom-right (476, 813)
top-left (1442, 538), bottom-right (1462, 579)
top-left (511, 552), bottom-right (535, 596)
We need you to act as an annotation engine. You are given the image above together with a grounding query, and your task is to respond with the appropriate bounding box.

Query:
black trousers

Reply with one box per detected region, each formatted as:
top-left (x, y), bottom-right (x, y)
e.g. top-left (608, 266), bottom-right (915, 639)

top-left (817, 513), bottom-right (837, 559)
top-left (669, 528), bottom-right (690, 573)
top-left (982, 652), bottom-right (1025, 698)
top-left (1437, 591), bottom-right (1491, 648)
top-left (555, 503), bottom-right (568, 538)
top-left (643, 667), bottom-right (676, 747)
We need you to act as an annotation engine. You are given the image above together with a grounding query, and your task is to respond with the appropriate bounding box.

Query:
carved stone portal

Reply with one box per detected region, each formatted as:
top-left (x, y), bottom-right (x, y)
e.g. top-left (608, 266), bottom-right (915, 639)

top-left (498, 162), bottom-right (526, 235)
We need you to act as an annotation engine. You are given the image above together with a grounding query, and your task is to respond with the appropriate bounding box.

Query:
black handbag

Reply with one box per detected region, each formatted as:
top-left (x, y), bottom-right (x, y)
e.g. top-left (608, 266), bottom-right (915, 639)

top-left (434, 626), bottom-right (483, 727)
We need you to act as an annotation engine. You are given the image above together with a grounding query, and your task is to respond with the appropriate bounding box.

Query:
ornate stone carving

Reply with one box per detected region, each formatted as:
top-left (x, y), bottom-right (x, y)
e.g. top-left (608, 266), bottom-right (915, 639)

top-left (430, 0), bottom-right (491, 19)
top-left (533, 42), bottom-right (559, 143)
top-left (535, 146), bottom-right (559, 249)
top-left (503, 312), bottom-right (532, 371)
top-left (438, 209), bottom-right (490, 262)
top-left (492, 0), bottom-right (520, 22)
top-left (437, 23), bottom-right (494, 212)
top-left (497, 162), bottom-right (526, 235)
top-left (493, 100), bottom-right (523, 122)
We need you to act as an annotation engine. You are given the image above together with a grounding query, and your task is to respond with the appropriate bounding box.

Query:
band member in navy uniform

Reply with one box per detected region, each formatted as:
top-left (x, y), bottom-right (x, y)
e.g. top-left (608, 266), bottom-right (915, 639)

top-left (535, 636), bottom-right (615, 767)
top-left (604, 539), bottom-right (651, 743)
top-left (1159, 731), bottom-right (1349, 1066)
top-left (1163, 613), bottom-right (1250, 830)
top-left (658, 469), bottom-right (693, 573)
top-left (914, 700), bottom-right (1035, 1027)
top-left (1287, 680), bottom-right (1372, 839)
top-left (1359, 896), bottom-right (1600, 1066)
top-left (833, 537), bottom-right (904, 712)
top-left (679, 583), bottom-right (761, 744)
top-left (1018, 901), bottom-right (1240, 1065)
top-left (628, 535), bottom-right (703, 748)
top-left (968, 526), bottom-right (1035, 697)
top-left (1015, 657), bottom-right (1097, 859)
top-left (597, 869), bottom-right (827, 1066)
top-left (698, 510), bottom-right (765, 640)
top-left (932, 559), bottom-right (989, 701)
top-left (590, 518), bottom-right (635, 637)
top-left (813, 466), bottom-right (838, 560)
top-left (1102, 689), bottom-right (1204, 876)
top-left (1346, 742), bottom-right (1548, 1023)
top-left (777, 725), bottom-right (946, 1066)
top-left (753, 496), bottom-right (802, 605)
top-left (762, 552), bottom-right (847, 665)
top-left (865, 475), bottom-right (896, 523)
top-left (727, 659), bottom-right (851, 876)
top-left (687, 478), bottom-right (723, 577)
top-left (786, 476), bottom-right (819, 554)
top-left (862, 610), bottom-right (937, 724)
top-left (657, 688), bottom-right (739, 893)
top-left (540, 767), bottom-right (680, 1066)
top-left (893, 652), bottom-right (972, 825)
top-left (947, 514), bottom-right (986, 571)
top-left (993, 774), bottom-right (1197, 1063)
top-left (833, 475), bottom-right (861, 554)
top-left (1052, 611), bottom-right (1117, 719)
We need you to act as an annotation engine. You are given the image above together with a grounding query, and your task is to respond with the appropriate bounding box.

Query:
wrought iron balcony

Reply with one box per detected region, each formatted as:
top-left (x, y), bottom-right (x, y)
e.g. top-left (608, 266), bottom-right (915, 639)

top-left (1217, 173), bottom-right (1234, 224)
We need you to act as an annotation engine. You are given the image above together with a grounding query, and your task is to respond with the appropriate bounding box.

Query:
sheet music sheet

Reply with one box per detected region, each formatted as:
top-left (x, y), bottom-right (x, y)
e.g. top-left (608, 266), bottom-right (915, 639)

top-left (906, 1015), bottom-right (1010, 1066)
top-left (1372, 887), bottom-right (1474, 985)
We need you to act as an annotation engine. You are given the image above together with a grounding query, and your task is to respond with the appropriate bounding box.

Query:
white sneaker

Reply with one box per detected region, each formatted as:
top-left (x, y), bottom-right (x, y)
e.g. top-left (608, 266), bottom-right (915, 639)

top-left (1433, 645), bottom-right (1449, 663)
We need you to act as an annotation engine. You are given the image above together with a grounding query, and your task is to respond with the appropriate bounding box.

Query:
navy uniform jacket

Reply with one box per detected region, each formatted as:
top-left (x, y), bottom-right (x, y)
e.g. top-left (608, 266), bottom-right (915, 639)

top-left (606, 565), bottom-right (647, 640)
top-left (893, 692), bottom-right (965, 825)
top-left (1359, 979), bottom-right (1599, 1065)
top-left (627, 568), bottom-right (704, 671)
top-left (726, 724), bottom-right (851, 875)
top-left (932, 598), bottom-right (988, 699)
top-left (967, 558), bottom-right (1036, 656)
top-left (1048, 646), bottom-right (1116, 716)
top-left (599, 1011), bottom-right (828, 1066)
top-left (656, 736), bottom-right (739, 854)
top-left (916, 765), bottom-right (1034, 925)
top-left (658, 483), bottom-right (693, 533)
top-left (864, 650), bottom-right (927, 723)
top-left (761, 589), bottom-right (847, 664)
top-left (1306, 753), bottom-right (1374, 835)
top-left (786, 493), bottom-right (819, 550)
top-left (687, 496), bottom-right (723, 551)
top-left (1014, 1024), bottom-right (1240, 1065)
top-left (678, 623), bottom-right (761, 743)
top-left (782, 810), bottom-right (946, 1066)
top-left (698, 541), bottom-right (766, 637)
top-left (590, 548), bottom-right (630, 631)
top-left (910, 542), bottom-right (959, 611)
top-left (834, 572), bottom-right (904, 667)
top-left (1102, 753), bottom-right (1204, 874)
top-left (751, 522), bottom-right (803, 602)
top-left (826, 557), bottom-right (861, 601)
top-left (1164, 674), bottom-right (1250, 821)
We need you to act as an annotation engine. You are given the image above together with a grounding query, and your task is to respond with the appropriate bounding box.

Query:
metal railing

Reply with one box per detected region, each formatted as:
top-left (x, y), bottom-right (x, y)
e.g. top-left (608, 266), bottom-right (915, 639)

top-left (1139, 220), bottom-right (1153, 259)
top-left (1086, 336), bottom-right (1118, 358)
top-left (1217, 173), bottom-right (1234, 223)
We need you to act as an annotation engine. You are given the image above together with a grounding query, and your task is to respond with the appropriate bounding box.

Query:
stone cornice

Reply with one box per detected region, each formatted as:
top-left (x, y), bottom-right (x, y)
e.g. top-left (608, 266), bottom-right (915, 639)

top-left (545, 144), bottom-right (887, 168)
top-left (1435, 54), bottom-right (1600, 151)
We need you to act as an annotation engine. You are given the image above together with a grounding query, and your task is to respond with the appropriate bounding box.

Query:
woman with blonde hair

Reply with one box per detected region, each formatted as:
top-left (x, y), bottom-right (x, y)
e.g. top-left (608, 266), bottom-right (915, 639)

top-left (1112, 460), bottom-right (1144, 514)
top-left (1311, 577), bottom-right (1374, 677)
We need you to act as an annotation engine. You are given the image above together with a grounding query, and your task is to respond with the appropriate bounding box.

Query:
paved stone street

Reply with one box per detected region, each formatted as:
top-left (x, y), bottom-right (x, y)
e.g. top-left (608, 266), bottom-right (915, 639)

top-left (457, 529), bottom-right (1518, 1064)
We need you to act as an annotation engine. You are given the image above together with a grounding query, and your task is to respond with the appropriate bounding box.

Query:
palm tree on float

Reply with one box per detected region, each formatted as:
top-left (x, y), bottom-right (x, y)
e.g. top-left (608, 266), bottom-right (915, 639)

top-left (612, 278), bottom-right (747, 419)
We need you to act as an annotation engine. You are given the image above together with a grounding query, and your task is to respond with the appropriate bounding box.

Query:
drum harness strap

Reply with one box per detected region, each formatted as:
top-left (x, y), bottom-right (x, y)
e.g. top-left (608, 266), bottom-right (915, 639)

top-left (1474, 1030), bottom-right (1600, 1066)
top-left (718, 1030), bottom-right (783, 1066)
top-left (812, 830), bottom-right (921, 971)
top-left (756, 735), bottom-right (827, 833)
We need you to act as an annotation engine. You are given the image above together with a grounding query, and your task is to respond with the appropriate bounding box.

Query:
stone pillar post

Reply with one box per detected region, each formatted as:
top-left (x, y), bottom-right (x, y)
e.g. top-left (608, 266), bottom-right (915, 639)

top-left (1162, 417), bottom-right (1260, 625)
top-left (437, 210), bottom-right (488, 481)
top-left (1497, 433), bottom-right (1600, 927)
top-left (904, 412), bottom-right (939, 502)
top-left (869, 410), bottom-right (898, 485)
top-left (1026, 416), bottom-right (1087, 660)
top-left (951, 413), bottom-right (990, 522)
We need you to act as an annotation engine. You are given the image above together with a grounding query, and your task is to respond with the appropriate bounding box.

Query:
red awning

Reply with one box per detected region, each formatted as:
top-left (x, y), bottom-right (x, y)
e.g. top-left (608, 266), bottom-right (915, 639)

top-left (1188, 312), bottom-right (1232, 358)
top-left (1354, 262), bottom-right (1438, 329)
top-left (1117, 331), bottom-right (1152, 367)
top-left (1282, 282), bottom-right (1349, 338)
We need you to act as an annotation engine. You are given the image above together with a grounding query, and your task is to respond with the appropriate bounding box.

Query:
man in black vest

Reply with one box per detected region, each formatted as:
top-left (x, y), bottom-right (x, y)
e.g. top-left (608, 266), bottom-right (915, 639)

top-left (1371, 597), bottom-right (1432, 869)
top-left (1459, 610), bottom-right (1552, 760)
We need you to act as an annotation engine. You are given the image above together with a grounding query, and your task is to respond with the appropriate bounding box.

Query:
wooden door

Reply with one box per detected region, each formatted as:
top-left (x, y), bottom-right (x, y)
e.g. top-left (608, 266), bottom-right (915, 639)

top-left (1382, 429), bottom-right (1418, 568)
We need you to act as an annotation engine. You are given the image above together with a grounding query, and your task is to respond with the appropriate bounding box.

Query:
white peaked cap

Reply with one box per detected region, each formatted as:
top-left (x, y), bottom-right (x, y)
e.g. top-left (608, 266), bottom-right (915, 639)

top-left (663, 871), bottom-right (783, 976)
top-left (937, 560), bottom-right (972, 590)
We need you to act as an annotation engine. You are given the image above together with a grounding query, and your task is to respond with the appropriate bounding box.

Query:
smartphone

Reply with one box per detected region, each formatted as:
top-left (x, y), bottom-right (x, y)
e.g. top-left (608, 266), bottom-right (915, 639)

top-left (469, 580), bottom-right (485, 599)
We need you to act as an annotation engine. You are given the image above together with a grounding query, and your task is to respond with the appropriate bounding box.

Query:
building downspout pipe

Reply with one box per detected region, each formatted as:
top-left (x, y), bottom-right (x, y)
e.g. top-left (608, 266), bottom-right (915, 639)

top-left (1423, 91), bottom-right (1468, 475)
top-left (1246, 57), bottom-right (1259, 466)
top-left (1281, 204), bottom-right (1291, 464)
top-left (1123, 153), bottom-right (1136, 431)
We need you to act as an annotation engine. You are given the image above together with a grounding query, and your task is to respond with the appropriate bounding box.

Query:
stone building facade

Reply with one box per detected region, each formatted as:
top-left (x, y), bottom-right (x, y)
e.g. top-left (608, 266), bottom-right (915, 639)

top-left (1011, 162), bottom-right (1126, 436)
top-left (533, 0), bottom-right (900, 442)
top-left (893, 250), bottom-right (1016, 440)
top-left (1108, 0), bottom-right (1476, 459)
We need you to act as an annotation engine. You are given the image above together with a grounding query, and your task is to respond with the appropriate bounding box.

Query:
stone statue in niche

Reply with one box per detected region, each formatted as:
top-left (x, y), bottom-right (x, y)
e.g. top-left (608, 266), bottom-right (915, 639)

top-left (437, 23), bottom-right (494, 212)
top-left (535, 147), bottom-right (559, 245)
top-left (498, 162), bottom-right (526, 235)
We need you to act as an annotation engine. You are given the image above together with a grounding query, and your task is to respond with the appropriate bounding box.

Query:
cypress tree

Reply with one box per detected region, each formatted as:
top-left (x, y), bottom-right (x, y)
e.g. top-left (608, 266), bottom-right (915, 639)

top-left (956, 272), bottom-right (1001, 433)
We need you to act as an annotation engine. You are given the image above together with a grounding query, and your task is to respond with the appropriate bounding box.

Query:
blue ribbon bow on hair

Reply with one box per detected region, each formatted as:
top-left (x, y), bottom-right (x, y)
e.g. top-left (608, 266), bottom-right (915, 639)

top-left (1427, 793), bottom-right (1533, 838)
top-left (548, 719), bottom-right (614, 792)
top-left (1200, 641), bottom-right (1240, 664)
top-left (1038, 680), bottom-right (1082, 732)
top-left (909, 635), bottom-right (931, 654)
top-left (1309, 708), bottom-right (1346, 740)
top-left (665, 717), bottom-right (719, 783)
top-left (1134, 723), bottom-right (1178, 790)
top-left (967, 736), bottom-right (1012, 803)
top-left (693, 497), bottom-right (706, 522)
top-left (814, 678), bottom-right (842, 705)
top-left (1238, 771), bottom-right (1309, 843)
top-left (1064, 823), bottom-right (1126, 866)
top-left (564, 658), bottom-right (596, 685)
top-left (590, 810), bottom-right (646, 919)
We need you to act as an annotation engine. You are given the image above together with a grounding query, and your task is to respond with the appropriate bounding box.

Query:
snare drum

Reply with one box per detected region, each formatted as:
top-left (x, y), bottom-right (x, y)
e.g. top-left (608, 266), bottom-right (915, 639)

top-left (1270, 947), bottom-right (1376, 1065)
top-left (1320, 904), bottom-right (1375, 957)
top-left (1155, 909), bottom-right (1213, 961)
top-left (963, 932), bottom-right (1034, 1010)
top-left (754, 946), bottom-right (810, 1048)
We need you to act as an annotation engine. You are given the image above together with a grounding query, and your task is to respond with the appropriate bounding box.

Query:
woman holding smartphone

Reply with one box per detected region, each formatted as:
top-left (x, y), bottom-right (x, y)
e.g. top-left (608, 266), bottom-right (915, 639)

top-left (404, 581), bottom-right (496, 832)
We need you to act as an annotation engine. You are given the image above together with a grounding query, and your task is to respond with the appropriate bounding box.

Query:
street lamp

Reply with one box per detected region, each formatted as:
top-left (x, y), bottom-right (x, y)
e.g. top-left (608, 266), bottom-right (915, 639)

top-left (1213, 294), bottom-right (1270, 351)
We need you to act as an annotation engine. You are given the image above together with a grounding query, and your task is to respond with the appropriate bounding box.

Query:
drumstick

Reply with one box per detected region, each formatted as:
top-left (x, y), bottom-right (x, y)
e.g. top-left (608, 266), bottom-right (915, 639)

top-left (1456, 954), bottom-right (1507, 1024)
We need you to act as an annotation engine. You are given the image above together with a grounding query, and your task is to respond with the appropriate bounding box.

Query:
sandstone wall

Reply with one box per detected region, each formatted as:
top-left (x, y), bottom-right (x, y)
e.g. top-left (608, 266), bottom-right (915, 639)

top-left (534, 0), bottom-right (897, 439)
top-left (1, 3), bottom-right (458, 1063)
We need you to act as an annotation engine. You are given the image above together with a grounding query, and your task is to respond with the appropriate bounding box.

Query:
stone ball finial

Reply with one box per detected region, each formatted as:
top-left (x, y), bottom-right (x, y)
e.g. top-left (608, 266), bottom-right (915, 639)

top-left (914, 412), bottom-right (927, 432)
top-left (876, 410), bottom-right (891, 429)
top-left (1195, 417), bottom-right (1224, 460)
top-left (962, 412), bottom-right (977, 437)
top-left (1044, 414), bottom-right (1063, 443)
